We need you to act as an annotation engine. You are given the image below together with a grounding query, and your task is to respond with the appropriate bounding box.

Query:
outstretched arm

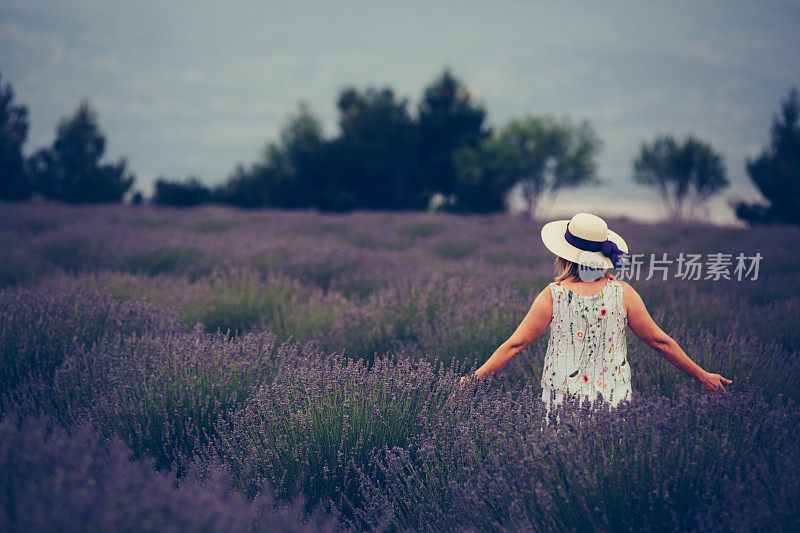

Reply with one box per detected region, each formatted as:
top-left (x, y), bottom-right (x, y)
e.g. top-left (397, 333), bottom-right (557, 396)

top-left (471, 286), bottom-right (553, 380)
top-left (622, 281), bottom-right (732, 396)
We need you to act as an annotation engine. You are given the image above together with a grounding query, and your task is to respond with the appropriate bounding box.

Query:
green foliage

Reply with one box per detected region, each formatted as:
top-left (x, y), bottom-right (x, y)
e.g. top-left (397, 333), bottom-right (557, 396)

top-left (128, 216), bottom-right (162, 228)
top-left (26, 100), bottom-right (135, 203)
top-left (190, 219), bottom-right (238, 233)
top-left (0, 288), bottom-right (183, 418)
top-left (396, 221), bottom-right (446, 238)
top-left (330, 86), bottom-right (422, 210)
top-left (153, 176), bottom-right (211, 207)
top-left (282, 259), bottom-right (360, 293)
top-left (124, 246), bottom-right (207, 277)
top-left (78, 332), bottom-right (281, 471)
top-left (501, 115), bottom-right (603, 217)
top-left (319, 221), bottom-right (350, 234)
top-left (433, 240), bottom-right (477, 259)
top-left (735, 87), bottom-right (800, 225)
top-left (451, 138), bottom-right (517, 212)
top-left (0, 250), bottom-right (46, 286)
top-left (483, 250), bottom-right (529, 266)
top-left (0, 71), bottom-right (31, 201)
top-left (18, 218), bottom-right (60, 236)
top-left (275, 101), bottom-right (329, 208)
top-left (215, 353), bottom-right (454, 519)
top-left (129, 190), bottom-right (144, 205)
top-left (214, 102), bottom-right (327, 209)
top-left (632, 133), bottom-right (728, 221)
top-left (453, 115), bottom-right (602, 215)
top-left (39, 236), bottom-right (107, 272)
top-left (188, 272), bottom-right (295, 335)
top-left (212, 162), bottom-right (270, 208)
top-left (182, 270), bottom-right (342, 342)
top-left (417, 69), bottom-right (489, 201)
top-left (207, 71), bottom-right (603, 214)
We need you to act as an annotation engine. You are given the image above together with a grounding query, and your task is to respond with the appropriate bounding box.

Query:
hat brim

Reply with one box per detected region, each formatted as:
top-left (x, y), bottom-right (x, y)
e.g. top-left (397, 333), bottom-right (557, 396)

top-left (540, 220), bottom-right (629, 269)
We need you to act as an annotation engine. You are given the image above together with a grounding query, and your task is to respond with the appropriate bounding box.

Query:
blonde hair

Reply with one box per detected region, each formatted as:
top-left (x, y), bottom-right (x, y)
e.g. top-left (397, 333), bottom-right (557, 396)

top-left (553, 256), bottom-right (610, 283)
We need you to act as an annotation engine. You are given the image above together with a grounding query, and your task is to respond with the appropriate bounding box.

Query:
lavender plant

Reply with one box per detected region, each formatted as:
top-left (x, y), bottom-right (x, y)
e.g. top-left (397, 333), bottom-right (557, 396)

top-left (0, 202), bottom-right (798, 532)
top-left (0, 286), bottom-right (183, 416)
top-left (357, 382), bottom-right (800, 532)
top-left (54, 330), bottom-right (302, 471)
top-left (0, 413), bottom-right (340, 532)
top-left (209, 352), bottom-right (465, 527)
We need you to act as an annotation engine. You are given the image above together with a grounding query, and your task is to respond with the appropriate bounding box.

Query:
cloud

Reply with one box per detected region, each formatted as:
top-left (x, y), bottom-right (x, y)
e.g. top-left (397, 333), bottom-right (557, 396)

top-left (163, 67), bottom-right (206, 84)
top-left (0, 21), bottom-right (65, 83)
top-left (91, 53), bottom-right (125, 75)
top-left (160, 121), bottom-right (274, 145)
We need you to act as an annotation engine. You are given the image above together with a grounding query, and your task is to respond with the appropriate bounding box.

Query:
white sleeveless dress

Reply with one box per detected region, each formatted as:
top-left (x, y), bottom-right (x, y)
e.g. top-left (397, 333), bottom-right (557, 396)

top-left (540, 277), bottom-right (632, 417)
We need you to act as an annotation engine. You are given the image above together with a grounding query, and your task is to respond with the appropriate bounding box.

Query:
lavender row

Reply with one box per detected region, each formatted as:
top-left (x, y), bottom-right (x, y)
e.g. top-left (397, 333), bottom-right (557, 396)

top-left (0, 414), bottom-right (339, 533)
top-left (31, 267), bottom-right (799, 405)
top-left (1, 285), bottom-right (798, 531)
top-left (1, 203), bottom-right (799, 531)
top-left (355, 381), bottom-right (800, 531)
top-left (0, 286), bottom-right (185, 417)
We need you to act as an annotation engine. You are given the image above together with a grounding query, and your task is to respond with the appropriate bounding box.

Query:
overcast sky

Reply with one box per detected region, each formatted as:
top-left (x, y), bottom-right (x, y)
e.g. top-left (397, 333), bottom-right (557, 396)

top-left (1, 0), bottom-right (798, 223)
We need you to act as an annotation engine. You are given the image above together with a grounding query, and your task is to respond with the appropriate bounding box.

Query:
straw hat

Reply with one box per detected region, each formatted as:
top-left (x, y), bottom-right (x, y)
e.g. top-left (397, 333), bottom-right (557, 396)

top-left (540, 212), bottom-right (630, 269)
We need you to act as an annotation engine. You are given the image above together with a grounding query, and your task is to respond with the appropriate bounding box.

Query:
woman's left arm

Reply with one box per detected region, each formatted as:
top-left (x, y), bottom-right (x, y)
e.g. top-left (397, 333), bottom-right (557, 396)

top-left (469, 286), bottom-right (553, 381)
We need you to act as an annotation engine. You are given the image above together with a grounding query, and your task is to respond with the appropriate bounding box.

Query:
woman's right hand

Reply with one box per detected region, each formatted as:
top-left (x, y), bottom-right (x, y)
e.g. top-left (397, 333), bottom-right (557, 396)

top-left (699, 371), bottom-right (733, 397)
top-left (448, 374), bottom-right (476, 404)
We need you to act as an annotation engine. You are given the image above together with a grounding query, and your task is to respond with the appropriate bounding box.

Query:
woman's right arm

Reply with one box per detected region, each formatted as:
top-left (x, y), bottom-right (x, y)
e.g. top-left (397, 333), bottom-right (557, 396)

top-left (471, 285), bottom-right (553, 380)
top-left (621, 280), bottom-right (732, 396)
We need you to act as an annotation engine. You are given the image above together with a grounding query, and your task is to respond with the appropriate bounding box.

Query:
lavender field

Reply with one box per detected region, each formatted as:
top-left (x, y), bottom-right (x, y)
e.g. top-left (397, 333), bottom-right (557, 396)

top-left (1, 202), bottom-right (799, 532)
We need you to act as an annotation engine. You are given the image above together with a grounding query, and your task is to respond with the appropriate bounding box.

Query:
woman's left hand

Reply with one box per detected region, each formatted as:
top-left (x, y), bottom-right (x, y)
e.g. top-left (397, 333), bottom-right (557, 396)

top-left (458, 374), bottom-right (478, 388)
top-left (700, 372), bottom-right (733, 397)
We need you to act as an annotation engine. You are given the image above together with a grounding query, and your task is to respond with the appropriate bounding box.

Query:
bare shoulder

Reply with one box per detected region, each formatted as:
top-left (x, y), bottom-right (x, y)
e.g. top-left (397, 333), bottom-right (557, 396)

top-left (617, 279), bottom-right (636, 298)
top-left (618, 279), bottom-right (645, 314)
top-left (528, 284), bottom-right (553, 317)
top-left (618, 279), bottom-right (639, 295)
top-left (533, 284), bottom-right (553, 306)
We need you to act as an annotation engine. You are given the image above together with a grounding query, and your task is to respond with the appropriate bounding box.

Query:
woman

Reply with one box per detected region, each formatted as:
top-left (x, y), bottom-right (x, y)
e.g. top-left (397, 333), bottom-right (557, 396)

top-left (460, 212), bottom-right (732, 416)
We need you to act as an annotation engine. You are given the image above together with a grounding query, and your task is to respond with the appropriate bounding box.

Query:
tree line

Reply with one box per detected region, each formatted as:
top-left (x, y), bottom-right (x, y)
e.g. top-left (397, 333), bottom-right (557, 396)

top-left (161, 73), bottom-right (606, 218)
top-left (1, 69), bottom-right (798, 224)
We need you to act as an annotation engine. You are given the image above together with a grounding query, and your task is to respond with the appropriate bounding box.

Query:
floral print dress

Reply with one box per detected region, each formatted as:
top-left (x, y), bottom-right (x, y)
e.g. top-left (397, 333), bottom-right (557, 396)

top-left (540, 277), bottom-right (632, 416)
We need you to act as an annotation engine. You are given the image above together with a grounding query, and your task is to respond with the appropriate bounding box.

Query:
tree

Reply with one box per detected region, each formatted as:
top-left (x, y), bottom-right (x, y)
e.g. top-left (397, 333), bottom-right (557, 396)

top-left (213, 163), bottom-right (271, 208)
top-left (632, 134), bottom-right (727, 221)
top-left (734, 87), bottom-right (800, 225)
top-left (418, 69), bottom-right (489, 205)
top-left (455, 115), bottom-right (602, 217)
top-left (451, 137), bottom-right (517, 213)
top-left (153, 176), bottom-right (211, 207)
top-left (26, 99), bottom-right (134, 203)
top-left (328, 87), bottom-right (421, 210)
top-left (0, 72), bottom-right (31, 201)
top-left (274, 102), bottom-right (328, 208)
top-left (214, 102), bottom-right (327, 209)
